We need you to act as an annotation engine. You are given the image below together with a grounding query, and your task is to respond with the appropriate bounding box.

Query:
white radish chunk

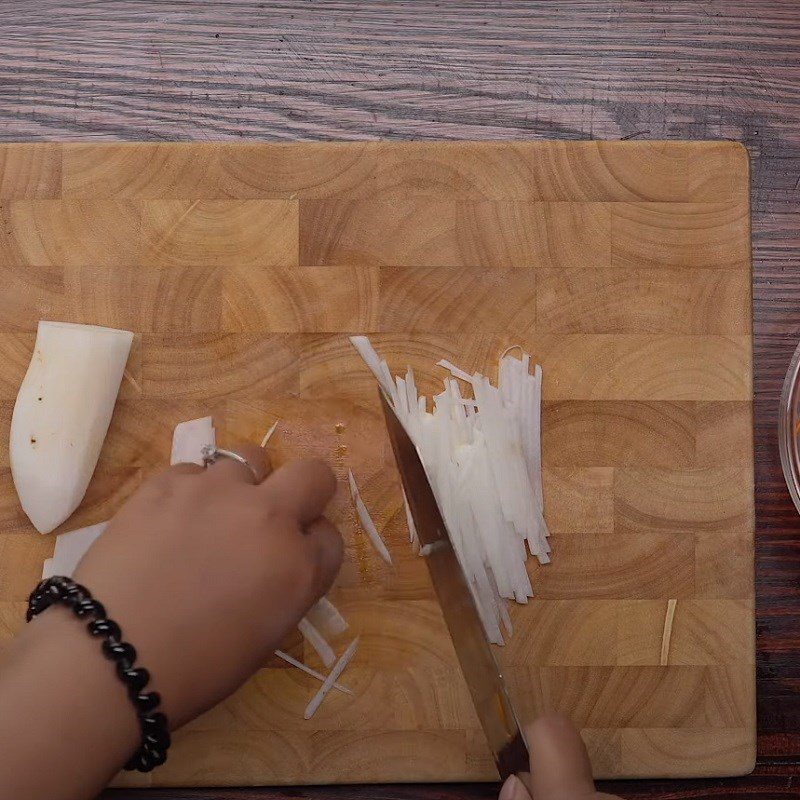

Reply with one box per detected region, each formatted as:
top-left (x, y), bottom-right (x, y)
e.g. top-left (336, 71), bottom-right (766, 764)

top-left (41, 521), bottom-right (109, 579)
top-left (273, 650), bottom-right (353, 695)
top-left (11, 322), bottom-right (134, 534)
top-left (347, 469), bottom-right (393, 565)
top-left (170, 416), bottom-right (216, 466)
top-left (298, 617), bottom-right (336, 668)
top-left (304, 637), bottom-right (360, 719)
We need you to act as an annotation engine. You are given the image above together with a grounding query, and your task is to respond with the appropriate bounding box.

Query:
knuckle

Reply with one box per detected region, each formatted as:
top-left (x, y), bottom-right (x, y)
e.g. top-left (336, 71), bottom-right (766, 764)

top-left (253, 497), bottom-right (283, 527)
top-left (299, 459), bottom-right (337, 493)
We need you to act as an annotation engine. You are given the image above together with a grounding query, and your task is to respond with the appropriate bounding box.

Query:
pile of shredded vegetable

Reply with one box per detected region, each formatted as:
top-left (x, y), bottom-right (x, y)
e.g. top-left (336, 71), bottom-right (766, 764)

top-left (350, 336), bottom-right (549, 645)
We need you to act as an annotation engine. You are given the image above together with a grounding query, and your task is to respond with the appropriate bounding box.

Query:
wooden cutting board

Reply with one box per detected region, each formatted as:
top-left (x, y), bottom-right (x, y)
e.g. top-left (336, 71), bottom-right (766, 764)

top-left (0, 141), bottom-right (754, 785)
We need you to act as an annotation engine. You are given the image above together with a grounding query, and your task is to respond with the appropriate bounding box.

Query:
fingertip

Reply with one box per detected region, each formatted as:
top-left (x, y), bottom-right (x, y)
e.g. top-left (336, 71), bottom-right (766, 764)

top-left (498, 774), bottom-right (531, 800)
top-left (526, 713), bottom-right (596, 800)
top-left (303, 459), bottom-right (337, 503)
top-left (527, 711), bottom-right (582, 744)
top-left (321, 521), bottom-right (344, 572)
top-left (305, 516), bottom-right (344, 597)
top-left (264, 459), bottom-right (337, 524)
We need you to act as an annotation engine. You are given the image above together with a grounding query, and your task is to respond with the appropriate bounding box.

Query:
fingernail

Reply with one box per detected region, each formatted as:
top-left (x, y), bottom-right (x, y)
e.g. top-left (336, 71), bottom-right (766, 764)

top-left (499, 774), bottom-right (519, 800)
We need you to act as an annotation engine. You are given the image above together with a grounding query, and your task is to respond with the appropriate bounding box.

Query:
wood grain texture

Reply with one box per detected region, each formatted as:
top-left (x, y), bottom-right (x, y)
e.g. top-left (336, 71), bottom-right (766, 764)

top-left (0, 141), bottom-right (754, 788)
top-left (1, 1), bottom-right (794, 796)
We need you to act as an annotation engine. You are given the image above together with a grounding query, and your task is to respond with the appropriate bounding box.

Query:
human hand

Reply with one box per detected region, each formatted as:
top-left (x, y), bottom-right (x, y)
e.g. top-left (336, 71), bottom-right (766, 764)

top-left (73, 444), bottom-right (343, 728)
top-left (499, 714), bottom-right (622, 800)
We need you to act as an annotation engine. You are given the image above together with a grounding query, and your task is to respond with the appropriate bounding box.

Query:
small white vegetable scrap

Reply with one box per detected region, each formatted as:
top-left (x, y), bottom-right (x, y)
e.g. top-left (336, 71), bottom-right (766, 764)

top-left (170, 416), bottom-right (216, 466)
top-left (347, 469), bottom-right (393, 565)
top-left (273, 650), bottom-right (353, 696)
top-left (660, 598), bottom-right (678, 666)
top-left (401, 487), bottom-right (419, 547)
top-left (41, 521), bottom-right (109, 579)
top-left (298, 617), bottom-right (336, 668)
top-left (10, 322), bottom-right (134, 534)
top-left (349, 336), bottom-right (549, 645)
top-left (259, 420), bottom-right (279, 448)
top-left (304, 637), bottom-right (360, 720)
top-left (290, 600), bottom-right (355, 713)
top-left (297, 598), bottom-right (348, 672)
top-left (305, 596), bottom-right (348, 638)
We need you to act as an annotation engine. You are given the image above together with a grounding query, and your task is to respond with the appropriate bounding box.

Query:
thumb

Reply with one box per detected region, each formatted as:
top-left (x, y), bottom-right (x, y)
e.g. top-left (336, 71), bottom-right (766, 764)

top-left (499, 774), bottom-right (532, 800)
top-left (525, 713), bottom-right (597, 800)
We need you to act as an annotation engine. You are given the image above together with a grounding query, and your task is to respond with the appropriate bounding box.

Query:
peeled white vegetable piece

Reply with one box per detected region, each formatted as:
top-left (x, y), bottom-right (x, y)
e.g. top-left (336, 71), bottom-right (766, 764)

top-left (10, 322), bottom-right (134, 534)
top-left (41, 521), bottom-right (109, 579)
top-left (170, 416), bottom-right (216, 466)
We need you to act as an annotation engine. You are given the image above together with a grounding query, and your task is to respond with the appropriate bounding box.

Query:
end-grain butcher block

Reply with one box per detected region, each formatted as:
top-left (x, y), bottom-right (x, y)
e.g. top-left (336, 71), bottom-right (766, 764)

top-left (0, 140), bottom-right (753, 785)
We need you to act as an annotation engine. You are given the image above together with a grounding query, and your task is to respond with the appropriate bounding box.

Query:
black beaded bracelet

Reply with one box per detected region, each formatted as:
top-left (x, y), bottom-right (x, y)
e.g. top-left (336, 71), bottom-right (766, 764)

top-left (26, 576), bottom-right (171, 772)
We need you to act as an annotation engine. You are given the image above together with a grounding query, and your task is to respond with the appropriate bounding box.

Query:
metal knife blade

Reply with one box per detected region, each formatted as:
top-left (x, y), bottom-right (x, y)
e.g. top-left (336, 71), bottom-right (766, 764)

top-left (379, 389), bottom-right (529, 780)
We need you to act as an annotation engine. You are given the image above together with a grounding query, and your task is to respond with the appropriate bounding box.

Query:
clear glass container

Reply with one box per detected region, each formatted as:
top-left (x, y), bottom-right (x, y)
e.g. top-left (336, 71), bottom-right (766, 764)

top-left (779, 339), bottom-right (800, 514)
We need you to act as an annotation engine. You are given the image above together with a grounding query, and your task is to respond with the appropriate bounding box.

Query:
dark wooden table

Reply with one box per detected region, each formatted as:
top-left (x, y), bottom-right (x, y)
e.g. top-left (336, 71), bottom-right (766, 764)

top-left (2, 1), bottom-right (798, 798)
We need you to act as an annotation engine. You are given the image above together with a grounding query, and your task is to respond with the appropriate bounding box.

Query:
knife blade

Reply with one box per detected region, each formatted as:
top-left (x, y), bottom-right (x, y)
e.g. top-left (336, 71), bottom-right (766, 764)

top-left (378, 389), bottom-right (529, 780)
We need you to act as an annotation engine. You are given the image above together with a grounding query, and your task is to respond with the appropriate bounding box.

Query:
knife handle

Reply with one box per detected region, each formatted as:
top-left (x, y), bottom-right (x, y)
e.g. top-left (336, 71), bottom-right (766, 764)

top-left (496, 730), bottom-right (530, 781)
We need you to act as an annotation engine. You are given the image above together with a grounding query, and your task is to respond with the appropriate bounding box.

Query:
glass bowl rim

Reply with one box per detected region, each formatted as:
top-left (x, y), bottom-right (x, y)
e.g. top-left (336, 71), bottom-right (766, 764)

top-left (779, 338), bottom-right (800, 515)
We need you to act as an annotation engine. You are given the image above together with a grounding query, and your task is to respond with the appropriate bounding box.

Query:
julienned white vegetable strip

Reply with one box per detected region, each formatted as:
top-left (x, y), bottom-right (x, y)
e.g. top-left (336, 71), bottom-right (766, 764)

top-left (10, 322), bottom-right (134, 534)
top-left (660, 599), bottom-right (677, 666)
top-left (436, 359), bottom-right (473, 383)
top-left (349, 336), bottom-right (549, 645)
top-left (305, 596), bottom-right (348, 637)
top-left (350, 336), bottom-right (396, 399)
top-left (347, 469), bottom-right (393, 565)
top-left (273, 650), bottom-right (353, 696)
top-left (304, 637), bottom-right (360, 719)
top-left (298, 617), bottom-right (336, 668)
top-left (260, 420), bottom-right (279, 448)
top-left (401, 487), bottom-right (419, 546)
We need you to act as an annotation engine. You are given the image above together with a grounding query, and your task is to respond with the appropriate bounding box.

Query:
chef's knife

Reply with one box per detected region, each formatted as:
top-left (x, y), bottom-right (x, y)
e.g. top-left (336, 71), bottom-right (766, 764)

top-left (378, 389), bottom-right (529, 780)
